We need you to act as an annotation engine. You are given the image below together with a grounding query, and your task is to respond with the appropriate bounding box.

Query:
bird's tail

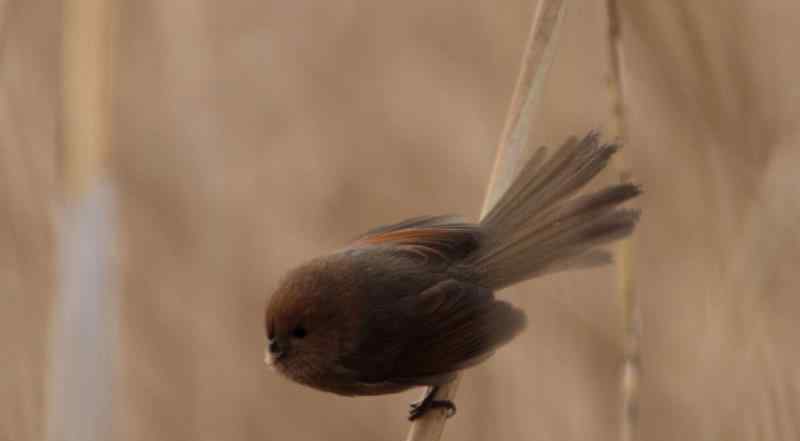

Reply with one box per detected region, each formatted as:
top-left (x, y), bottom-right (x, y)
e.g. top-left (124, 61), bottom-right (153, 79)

top-left (470, 132), bottom-right (640, 290)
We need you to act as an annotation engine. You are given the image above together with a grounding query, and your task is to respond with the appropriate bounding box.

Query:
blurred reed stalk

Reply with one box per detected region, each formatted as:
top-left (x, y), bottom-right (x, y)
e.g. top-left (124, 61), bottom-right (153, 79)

top-left (47, 1), bottom-right (118, 440)
top-left (405, 1), bottom-right (567, 440)
top-left (605, 1), bottom-right (640, 441)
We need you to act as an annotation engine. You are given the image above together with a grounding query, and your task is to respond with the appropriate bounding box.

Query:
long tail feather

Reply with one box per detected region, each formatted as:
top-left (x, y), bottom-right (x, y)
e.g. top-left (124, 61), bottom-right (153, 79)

top-left (471, 132), bottom-right (640, 290)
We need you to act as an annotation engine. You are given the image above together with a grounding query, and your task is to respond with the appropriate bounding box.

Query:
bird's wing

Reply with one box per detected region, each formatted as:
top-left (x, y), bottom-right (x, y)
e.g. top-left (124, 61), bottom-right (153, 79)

top-left (342, 279), bottom-right (526, 387)
top-left (351, 215), bottom-right (481, 262)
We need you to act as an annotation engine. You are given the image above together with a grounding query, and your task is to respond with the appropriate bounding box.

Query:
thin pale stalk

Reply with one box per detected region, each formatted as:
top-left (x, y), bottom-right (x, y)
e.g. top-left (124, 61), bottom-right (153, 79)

top-left (61, 0), bottom-right (115, 195)
top-left (605, 1), bottom-right (640, 441)
top-left (405, 1), bottom-right (568, 440)
top-left (482, 0), bottom-right (568, 213)
top-left (47, 1), bottom-right (118, 440)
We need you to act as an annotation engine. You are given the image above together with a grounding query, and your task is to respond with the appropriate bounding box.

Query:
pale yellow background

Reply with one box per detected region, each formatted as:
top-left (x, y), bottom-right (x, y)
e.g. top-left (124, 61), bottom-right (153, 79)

top-left (2, 1), bottom-right (799, 440)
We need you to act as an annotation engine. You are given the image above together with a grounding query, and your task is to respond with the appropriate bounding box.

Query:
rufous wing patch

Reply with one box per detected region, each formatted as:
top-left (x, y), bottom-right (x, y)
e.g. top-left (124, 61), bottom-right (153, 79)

top-left (352, 216), bottom-right (481, 261)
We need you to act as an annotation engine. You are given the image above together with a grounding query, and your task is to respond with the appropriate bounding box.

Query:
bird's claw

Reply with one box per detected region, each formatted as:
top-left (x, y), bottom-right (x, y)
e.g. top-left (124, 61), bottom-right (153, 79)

top-left (408, 399), bottom-right (456, 420)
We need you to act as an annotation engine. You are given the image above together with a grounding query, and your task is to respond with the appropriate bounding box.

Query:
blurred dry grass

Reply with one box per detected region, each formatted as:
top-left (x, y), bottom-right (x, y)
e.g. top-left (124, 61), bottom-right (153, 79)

top-left (2, 1), bottom-right (800, 440)
top-left (0, 2), bottom-right (61, 441)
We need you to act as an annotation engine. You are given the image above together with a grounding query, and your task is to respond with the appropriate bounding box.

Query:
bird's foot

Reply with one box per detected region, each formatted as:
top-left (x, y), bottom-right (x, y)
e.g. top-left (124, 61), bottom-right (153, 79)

top-left (408, 387), bottom-right (457, 421)
top-left (408, 400), bottom-right (456, 421)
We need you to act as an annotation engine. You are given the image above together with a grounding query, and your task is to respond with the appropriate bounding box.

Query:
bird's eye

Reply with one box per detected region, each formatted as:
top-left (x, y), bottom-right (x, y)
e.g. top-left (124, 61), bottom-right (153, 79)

top-left (291, 325), bottom-right (307, 339)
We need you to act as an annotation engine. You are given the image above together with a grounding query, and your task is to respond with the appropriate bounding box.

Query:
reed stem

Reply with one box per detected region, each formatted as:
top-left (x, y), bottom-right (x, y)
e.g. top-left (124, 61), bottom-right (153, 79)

top-left (605, 2), bottom-right (640, 441)
top-left (405, 1), bottom-right (568, 439)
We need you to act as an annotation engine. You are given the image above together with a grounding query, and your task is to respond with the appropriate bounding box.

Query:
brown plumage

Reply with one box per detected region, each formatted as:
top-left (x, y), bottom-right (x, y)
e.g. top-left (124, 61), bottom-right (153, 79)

top-left (264, 132), bottom-right (641, 419)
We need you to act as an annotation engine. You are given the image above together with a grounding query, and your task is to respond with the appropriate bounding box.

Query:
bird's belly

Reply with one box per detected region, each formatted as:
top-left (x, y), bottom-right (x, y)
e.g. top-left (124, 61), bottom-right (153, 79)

top-left (279, 362), bottom-right (413, 397)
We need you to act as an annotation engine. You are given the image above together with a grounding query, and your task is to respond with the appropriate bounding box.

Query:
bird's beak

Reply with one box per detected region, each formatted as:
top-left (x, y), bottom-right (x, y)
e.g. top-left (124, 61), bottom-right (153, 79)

top-left (264, 338), bottom-right (285, 367)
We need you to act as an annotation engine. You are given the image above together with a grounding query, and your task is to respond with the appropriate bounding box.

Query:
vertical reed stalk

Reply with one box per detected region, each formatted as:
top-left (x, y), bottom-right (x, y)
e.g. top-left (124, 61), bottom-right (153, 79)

top-left (605, 2), bottom-right (640, 441)
top-left (61, 0), bottom-right (115, 195)
top-left (405, 1), bottom-right (568, 440)
top-left (47, 1), bottom-right (117, 440)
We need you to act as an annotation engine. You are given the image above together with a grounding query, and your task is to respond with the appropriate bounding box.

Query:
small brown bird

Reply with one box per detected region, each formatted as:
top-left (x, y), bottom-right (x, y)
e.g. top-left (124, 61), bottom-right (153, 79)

top-left (265, 132), bottom-right (640, 420)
